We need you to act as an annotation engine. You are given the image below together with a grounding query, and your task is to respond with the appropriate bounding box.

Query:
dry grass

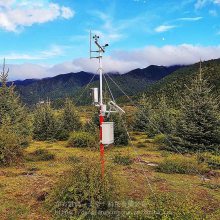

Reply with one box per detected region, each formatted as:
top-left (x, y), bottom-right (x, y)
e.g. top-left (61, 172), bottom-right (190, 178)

top-left (0, 135), bottom-right (220, 219)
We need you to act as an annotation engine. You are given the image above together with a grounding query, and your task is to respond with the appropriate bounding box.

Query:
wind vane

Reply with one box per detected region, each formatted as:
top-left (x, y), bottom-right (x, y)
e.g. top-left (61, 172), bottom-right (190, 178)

top-left (89, 31), bottom-right (125, 177)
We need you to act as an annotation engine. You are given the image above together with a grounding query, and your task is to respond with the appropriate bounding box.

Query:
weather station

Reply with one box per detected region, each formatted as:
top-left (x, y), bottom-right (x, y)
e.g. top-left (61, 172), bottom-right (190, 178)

top-left (90, 32), bottom-right (125, 177)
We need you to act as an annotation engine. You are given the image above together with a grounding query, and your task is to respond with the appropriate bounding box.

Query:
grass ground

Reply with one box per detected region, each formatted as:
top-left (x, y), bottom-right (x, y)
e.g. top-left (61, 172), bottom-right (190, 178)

top-left (0, 132), bottom-right (220, 219)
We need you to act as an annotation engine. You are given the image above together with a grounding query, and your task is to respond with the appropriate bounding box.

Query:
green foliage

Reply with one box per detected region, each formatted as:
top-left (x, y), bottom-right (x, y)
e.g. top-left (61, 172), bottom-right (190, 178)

top-left (25, 149), bottom-right (55, 162)
top-left (60, 99), bottom-right (81, 134)
top-left (153, 134), bottom-right (167, 145)
top-left (170, 74), bottom-right (220, 152)
top-left (141, 192), bottom-right (207, 220)
top-left (113, 154), bottom-right (133, 166)
top-left (136, 142), bottom-right (146, 148)
top-left (156, 155), bottom-right (209, 174)
top-left (0, 121), bottom-right (23, 166)
top-left (145, 59), bottom-right (220, 107)
top-left (197, 153), bottom-right (220, 169)
top-left (46, 159), bottom-right (118, 219)
top-left (133, 94), bottom-right (153, 132)
top-left (149, 96), bottom-right (176, 137)
top-left (33, 102), bottom-right (58, 141)
top-left (67, 132), bottom-right (97, 148)
top-left (109, 114), bottom-right (129, 146)
top-left (67, 155), bottom-right (81, 163)
top-left (133, 95), bottom-right (176, 138)
top-left (0, 64), bottom-right (31, 147)
top-left (83, 120), bottom-right (99, 135)
top-left (0, 61), bottom-right (31, 166)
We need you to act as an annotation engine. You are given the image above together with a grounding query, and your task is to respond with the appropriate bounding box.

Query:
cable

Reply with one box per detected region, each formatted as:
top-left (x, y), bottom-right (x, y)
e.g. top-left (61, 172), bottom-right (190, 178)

top-left (103, 73), bottom-right (158, 205)
top-left (121, 116), bottom-right (158, 204)
top-left (74, 73), bottom-right (96, 105)
top-left (103, 73), bottom-right (115, 103)
top-left (105, 73), bottom-right (136, 105)
top-left (105, 72), bottom-right (205, 180)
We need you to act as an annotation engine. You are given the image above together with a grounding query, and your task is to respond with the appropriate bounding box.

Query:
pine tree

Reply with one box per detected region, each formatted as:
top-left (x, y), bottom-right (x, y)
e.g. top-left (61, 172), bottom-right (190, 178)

top-left (0, 60), bottom-right (31, 165)
top-left (110, 114), bottom-right (128, 146)
top-left (0, 60), bottom-right (31, 146)
top-left (61, 99), bottom-right (81, 133)
top-left (133, 94), bottom-right (153, 133)
top-left (151, 95), bottom-right (176, 136)
top-left (33, 101), bottom-right (58, 141)
top-left (171, 68), bottom-right (220, 152)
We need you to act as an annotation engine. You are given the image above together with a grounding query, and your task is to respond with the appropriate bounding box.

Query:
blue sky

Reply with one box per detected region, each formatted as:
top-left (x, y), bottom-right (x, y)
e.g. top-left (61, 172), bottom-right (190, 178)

top-left (0, 0), bottom-right (220, 80)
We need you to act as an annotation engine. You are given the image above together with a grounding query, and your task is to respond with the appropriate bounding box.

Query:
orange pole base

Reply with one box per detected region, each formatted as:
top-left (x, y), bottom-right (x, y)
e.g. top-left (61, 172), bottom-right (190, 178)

top-left (100, 113), bottom-right (104, 178)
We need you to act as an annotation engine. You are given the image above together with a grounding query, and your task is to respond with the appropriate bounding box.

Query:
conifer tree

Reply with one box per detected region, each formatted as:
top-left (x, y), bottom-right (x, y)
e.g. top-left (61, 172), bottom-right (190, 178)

top-left (0, 59), bottom-right (31, 146)
top-left (33, 101), bottom-right (58, 141)
top-left (151, 95), bottom-right (176, 136)
top-left (133, 94), bottom-right (153, 133)
top-left (0, 59), bottom-right (31, 165)
top-left (110, 114), bottom-right (128, 146)
top-left (171, 68), bottom-right (220, 152)
top-left (61, 99), bottom-right (81, 133)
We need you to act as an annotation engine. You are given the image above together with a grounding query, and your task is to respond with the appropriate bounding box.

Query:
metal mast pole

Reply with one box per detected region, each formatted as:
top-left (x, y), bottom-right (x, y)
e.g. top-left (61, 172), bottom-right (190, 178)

top-left (99, 49), bottom-right (105, 178)
top-left (90, 33), bottom-right (109, 178)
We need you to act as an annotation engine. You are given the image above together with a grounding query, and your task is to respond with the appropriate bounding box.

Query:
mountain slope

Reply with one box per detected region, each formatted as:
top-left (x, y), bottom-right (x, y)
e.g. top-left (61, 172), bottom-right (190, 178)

top-left (144, 58), bottom-right (220, 106)
top-left (15, 72), bottom-right (99, 106)
top-left (13, 65), bottom-right (182, 106)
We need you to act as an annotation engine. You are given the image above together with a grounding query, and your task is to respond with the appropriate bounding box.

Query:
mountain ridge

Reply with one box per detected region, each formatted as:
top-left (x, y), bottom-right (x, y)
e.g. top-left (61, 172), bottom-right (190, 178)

top-left (11, 65), bottom-right (182, 106)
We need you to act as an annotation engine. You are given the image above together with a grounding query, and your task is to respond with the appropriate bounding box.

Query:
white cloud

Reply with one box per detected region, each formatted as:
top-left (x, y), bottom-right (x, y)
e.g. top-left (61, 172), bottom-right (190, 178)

top-left (9, 63), bottom-right (49, 80)
top-left (0, 0), bottom-right (74, 32)
top-left (154, 25), bottom-right (176, 33)
top-left (61, 6), bottom-right (74, 19)
top-left (195, 0), bottom-right (208, 9)
top-left (214, 0), bottom-right (220, 4)
top-left (195, 0), bottom-right (220, 9)
top-left (91, 11), bottom-right (125, 43)
top-left (5, 44), bottom-right (220, 80)
top-left (0, 45), bottom-right (65, 60)
top-left (178, 17), bottom-right (203, 21)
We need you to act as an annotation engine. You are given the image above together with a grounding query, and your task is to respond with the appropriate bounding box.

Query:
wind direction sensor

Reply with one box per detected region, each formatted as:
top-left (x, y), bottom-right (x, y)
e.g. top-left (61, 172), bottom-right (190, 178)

top-left (89, 31), bottom-right (125, 177)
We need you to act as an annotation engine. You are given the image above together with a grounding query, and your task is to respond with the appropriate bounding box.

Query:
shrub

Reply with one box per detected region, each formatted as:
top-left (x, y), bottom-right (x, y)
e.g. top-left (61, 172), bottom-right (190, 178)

top-left (120, 192), bottom-right (207, 219)
top-left (130, 136), bottom-right (137, 141)
top-left (46, 159), bottom-right (118, 219)
top-left (136, 143), bottom-right (146, 148)
top-left (83, 120), bottom-right (99, 135)
top-left (68, 155), bottom-right (81, 163)
top-left (67, 132), bottom-right (97, 148)
top-left (25, 149), bottom-right (55, 162)
top-left (153, 133), bottom-right (167, 145)
top-left (113, 155), bottom-right (133, 166)
top-left (33, 102), bottom-right (58, 141)
top-left (60, 99), bottom-right (81, 135)
top-left (156, 155), bottom-right (209, 174)
top-left (197, 153), bottom-right (220, 169)
top-left (0, 128), bottom-right (23, 166)
top-left (142, 192), bottom-right (206, 220)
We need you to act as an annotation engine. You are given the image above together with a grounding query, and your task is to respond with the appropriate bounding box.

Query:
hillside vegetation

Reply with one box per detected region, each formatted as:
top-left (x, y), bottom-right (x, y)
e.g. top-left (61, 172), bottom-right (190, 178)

top-left (13, 65), bottom-right (181, 106)
top-left (145, 59), bottom-right (220, 106)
